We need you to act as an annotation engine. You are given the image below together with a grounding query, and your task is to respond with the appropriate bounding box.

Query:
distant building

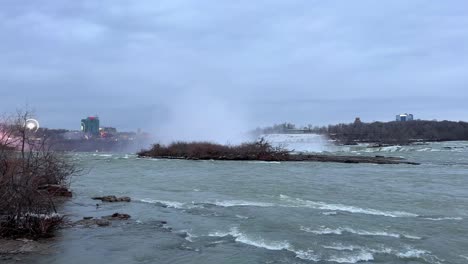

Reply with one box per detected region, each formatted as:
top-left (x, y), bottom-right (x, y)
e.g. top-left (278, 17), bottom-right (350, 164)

top-left (81, 116), bottom-right (100, 135)
top-left (396, 113), bottom-right (414, 122)
top-left (354, 117), bottom-right (362, 124)
top-left (99, 127), bottom-right (117, 138)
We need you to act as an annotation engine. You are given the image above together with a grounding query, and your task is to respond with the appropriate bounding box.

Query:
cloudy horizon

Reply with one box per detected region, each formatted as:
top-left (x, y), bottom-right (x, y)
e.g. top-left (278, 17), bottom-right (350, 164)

top-left (1, 0), bottom-right (467, 141)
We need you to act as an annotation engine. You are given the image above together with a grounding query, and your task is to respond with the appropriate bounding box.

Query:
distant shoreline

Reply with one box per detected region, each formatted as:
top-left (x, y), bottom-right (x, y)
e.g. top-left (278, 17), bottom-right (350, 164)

top-left (254, 120), bottom-right (468, 145)
top-left (137, 141), bottom-right (420, 165)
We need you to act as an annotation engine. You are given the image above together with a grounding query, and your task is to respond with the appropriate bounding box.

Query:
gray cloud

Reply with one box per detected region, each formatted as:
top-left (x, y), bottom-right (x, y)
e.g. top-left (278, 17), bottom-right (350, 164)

top-left (1, 0), bottom-right (467, 142)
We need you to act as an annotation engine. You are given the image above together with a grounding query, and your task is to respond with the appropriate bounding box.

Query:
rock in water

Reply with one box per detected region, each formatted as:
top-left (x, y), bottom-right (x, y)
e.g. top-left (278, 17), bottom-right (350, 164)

top-left (103, 213), bottom-right (131, 220)
top-left (92, 195), bottom-right (131, 202)
top-left (95, 219), bottom-right (110, 227)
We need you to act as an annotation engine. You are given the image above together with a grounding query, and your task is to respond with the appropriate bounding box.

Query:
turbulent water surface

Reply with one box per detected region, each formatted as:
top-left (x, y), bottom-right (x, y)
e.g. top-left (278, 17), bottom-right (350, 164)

top-left (29, 141), bottom-right (468, 264)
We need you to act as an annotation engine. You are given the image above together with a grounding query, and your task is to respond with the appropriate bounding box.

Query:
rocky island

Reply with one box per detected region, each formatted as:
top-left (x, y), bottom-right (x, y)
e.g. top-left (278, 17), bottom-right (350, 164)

top-left (137, 140), bottom-right (419, 165)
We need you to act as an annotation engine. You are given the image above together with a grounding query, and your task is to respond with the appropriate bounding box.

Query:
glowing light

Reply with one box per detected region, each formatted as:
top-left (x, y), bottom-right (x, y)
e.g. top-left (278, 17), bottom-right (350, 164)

top-left (25, 119), bottom-right (39, 132)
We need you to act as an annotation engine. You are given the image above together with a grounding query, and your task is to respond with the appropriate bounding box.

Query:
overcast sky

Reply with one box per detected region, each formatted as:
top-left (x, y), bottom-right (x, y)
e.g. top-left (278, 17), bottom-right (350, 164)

top-left (1, 1), bottom-right (467, 142)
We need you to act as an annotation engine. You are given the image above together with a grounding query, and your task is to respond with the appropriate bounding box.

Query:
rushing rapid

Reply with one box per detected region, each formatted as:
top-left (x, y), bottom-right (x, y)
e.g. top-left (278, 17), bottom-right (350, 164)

top-left (27, 141), bottom-right (468, 264)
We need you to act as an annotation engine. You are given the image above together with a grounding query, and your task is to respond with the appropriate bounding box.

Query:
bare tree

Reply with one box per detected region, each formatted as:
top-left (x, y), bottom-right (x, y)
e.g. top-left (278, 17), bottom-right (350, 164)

top-left (0, 110), bottom-right (78, 238)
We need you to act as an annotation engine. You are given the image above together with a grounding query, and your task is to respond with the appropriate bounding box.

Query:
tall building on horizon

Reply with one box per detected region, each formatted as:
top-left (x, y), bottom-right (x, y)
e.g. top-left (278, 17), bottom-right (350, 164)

top-left (396, 113), bottom-right (414, 122)
top-left (81, 116), bottom-right (100, 135)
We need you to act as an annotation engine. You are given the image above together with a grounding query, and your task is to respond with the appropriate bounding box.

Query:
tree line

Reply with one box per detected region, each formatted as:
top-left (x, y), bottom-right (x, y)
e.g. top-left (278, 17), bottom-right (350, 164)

top-left (253, 120), bottom-right (468, 144)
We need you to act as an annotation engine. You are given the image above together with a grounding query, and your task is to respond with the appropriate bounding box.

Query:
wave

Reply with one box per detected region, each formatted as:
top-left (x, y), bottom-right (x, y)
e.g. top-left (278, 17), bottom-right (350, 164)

top-left (235, 214), bottom-right (249, 219)
top-left (205, 227), bottom-right (440, 264)
top-left (207, 228), bottom-right (372, 263)
top-left (294, 250), bottom-right (320, 261)
top-left (280, 194), bottom-right (418, 218)
top-left (323, 243), bottom-right (444, 264)
top-left (140, 195), bottom-right (419, 220)
top-left (208, 227), bottom-right (322, 261)
top-left (92, 154), bottom-right (113, 157)
top-left (301, 226), bottom-right (421, 240)
top-left (323, 244), bottom-right (359, 251)
top-left (328, 252), bottom-right (374, 263)
top-left (139, 198), bottom-right (277, 209)
top-left (396, 249), bottom-right (428, 258)
top-left (323, 243), bottom-right (394, 255)
top-left (322, 211), bottom-right (338, 215)
top-left (298, 250), bottom-right (374, 263)
top-left (363, 146), bottom-right (405, 152)
top-left (178, 230), bottom-right (198, 242)
top-left (423, 216), bottom-right (463, 221)
top-left (208, 227), bottom-right (291, 251)
top-left (118, 154), bottom-right (133, 159)
top-left (139, 199), bottom-right (202, 209)
top-left (322, 244), bottom-right (439, 264)
top-left (395, 247), bottom-right (443, 264)
top-left (212, 200), bottom-right (275, 207)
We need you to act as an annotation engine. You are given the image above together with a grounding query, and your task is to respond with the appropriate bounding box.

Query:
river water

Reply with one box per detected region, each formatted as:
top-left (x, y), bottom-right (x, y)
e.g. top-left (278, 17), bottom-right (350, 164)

top-left (29, 141), bottom-right (468, 264)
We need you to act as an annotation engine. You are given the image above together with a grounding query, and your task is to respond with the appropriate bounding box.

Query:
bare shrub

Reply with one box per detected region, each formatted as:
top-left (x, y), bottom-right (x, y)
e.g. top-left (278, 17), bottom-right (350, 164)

top-left (0, 110), bottom-right (78, 238)
top-left (138, 138), bottom-right (290, 161)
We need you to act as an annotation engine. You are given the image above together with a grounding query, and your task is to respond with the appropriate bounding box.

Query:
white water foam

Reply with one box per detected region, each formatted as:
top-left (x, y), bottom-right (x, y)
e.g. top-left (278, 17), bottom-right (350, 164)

top-left (235, 214), bottom-right (249, 219)
top-left (364, 146), bottom-right (405, 153)
top-left (139, 199), bottom-right (185, 208)
top-left (213, 200), bottom-right (275, 207)
top-left (395, 247), bottom-right (445, 264)
top-left (423, 217), bottom-right (463, 221)
top-left (141, 195), bottom-right (418, 219)
top-left (416, 148), bottom-right (432, 152)
top-left (323, 243), bottom-right (442, 264)
top-left (179, 230), bottom-right (197, 242)
top-left (294, 250), bottom-right (320, 261)
top-left (140, 198), bottom-right (275, 209)
top-left (208, 227), bottom-right (291, 251)
top-left (138, 199), bottom-right (202, 209)
top-left (280, 194), bottom-right (418, 218)
top-left (323, 244), bottom-right (393, 254)
top-left (93, 154), bottom-right (113, 157)
top-left (208, 227), bottom-right (322, 261)
top-left (323, 244), bottom-right (360, 251)
top-left (322, 211), bottom-right (338, 215)
top-left (460, 255), bottom-right (468, 261)
top-left (301, 226), bottom-right (421, 240)
top-left (206, 227), bottom-right (435, 264)
top-left (328, 252), bottom-right (374, 263)
top-left (396, 248), bottom-right (429, 258)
